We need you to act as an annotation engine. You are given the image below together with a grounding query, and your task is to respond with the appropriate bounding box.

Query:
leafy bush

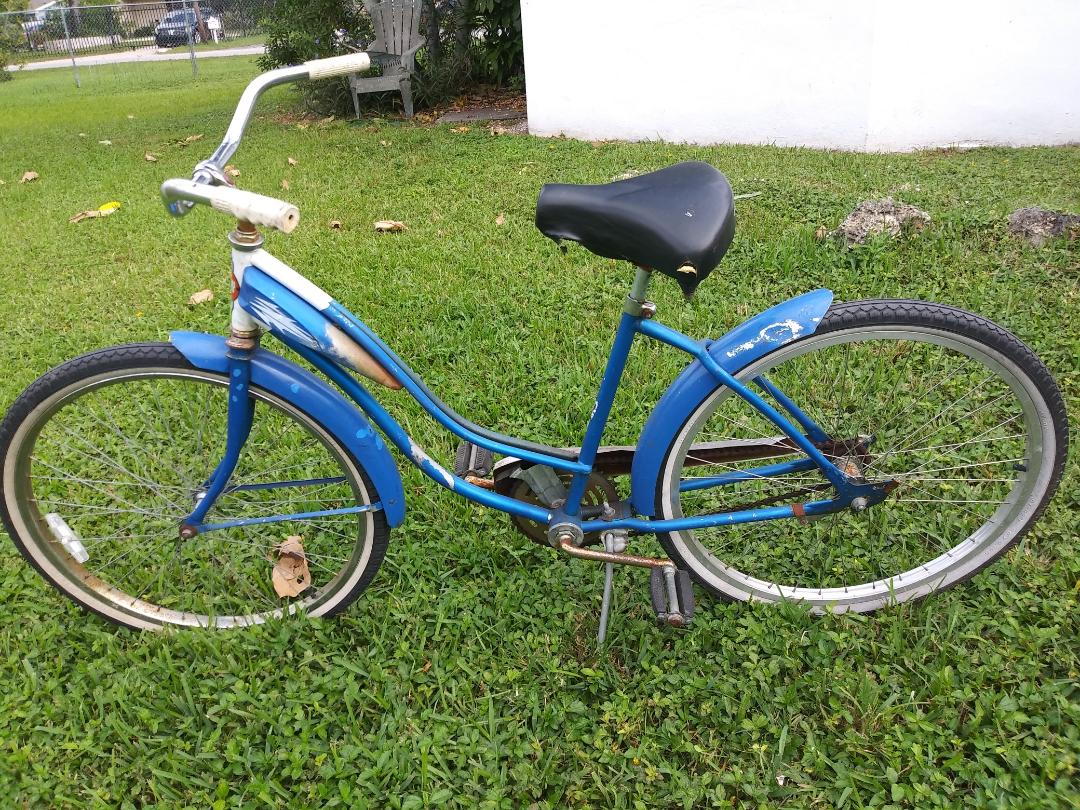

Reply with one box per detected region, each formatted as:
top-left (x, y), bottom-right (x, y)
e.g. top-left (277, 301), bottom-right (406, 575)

top-left (0, 14), bottom-right (22, 80)
top-left (472, 0), bottom-right (522, 85)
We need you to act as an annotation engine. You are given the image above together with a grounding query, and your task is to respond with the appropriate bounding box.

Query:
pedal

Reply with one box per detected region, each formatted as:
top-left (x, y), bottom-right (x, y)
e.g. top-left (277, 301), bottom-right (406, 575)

top-left (650, 567), bottom-right (695, 628)
top-left (453, 442), bottom-right (493, 478)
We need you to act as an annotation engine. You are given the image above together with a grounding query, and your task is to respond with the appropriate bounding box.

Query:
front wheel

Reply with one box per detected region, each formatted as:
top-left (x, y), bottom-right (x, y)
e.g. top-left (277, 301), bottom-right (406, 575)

top-left (0, 343), bottom-right (390, 630)
top-left (654, 300), bottom-right (1067, 613)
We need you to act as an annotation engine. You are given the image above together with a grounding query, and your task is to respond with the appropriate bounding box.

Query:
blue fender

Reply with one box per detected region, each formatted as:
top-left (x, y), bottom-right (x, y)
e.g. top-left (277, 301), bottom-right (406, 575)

top-left (629, 289), bottom-right (834, 516)
top-left (170, 331), bottom-right (406, 527)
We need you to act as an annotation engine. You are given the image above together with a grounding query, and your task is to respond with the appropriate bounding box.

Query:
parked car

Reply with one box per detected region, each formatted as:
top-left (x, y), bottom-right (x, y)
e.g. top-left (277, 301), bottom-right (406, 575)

top-left (154, 10), bottom-right (201, 47)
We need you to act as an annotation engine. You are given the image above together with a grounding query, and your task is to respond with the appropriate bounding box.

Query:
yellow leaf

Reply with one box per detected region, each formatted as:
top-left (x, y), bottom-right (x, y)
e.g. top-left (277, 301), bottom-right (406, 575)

top-left (98, 201), bottom-right (121, 213)
top-left (188, 289), bottom-right (214, 306)
top-left (451, 125), bottom-right (470, 134)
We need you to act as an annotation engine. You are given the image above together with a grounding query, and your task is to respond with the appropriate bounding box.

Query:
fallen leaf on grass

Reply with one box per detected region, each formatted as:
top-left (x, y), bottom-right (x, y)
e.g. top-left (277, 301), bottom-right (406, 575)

top-left (78, 132), bottom-right (87, 138)
top-left (379, 139), bottom-right (391, 147)
top-left (451, 125), bottom-right (470, 134)
top-left (0, 179), bottom-right (5, 185)
top-left (126, 114), bottom-right (135, 120)
top-left (225, 165), bottom-right (240, 178)
top-left (176, 133), bottom-right (204, 147)
top-left (144, 152), bottom-right (159, 162)
top-left (70, 200), bottom-right (121, 223)
top-left (374, 220), bottom-right (407, 233)
top-left (98, 140), bottom-right (112, 146)
top-left (281, 179), bottom-right (290, 191)
top-left (188, 288), bottom-right (214, 306)
top-left (20, 171), bottom-right (38, 183)
top-left (495, 213), bottom-right (505, 226)
top-left (287, 156), bottom-right (298, 166)
top-left (271, 536), bottom-right (311, 597)
top-left (814, 225), bottom-right (829, 241)
top-left (329, 219), bottom-right (343, 230)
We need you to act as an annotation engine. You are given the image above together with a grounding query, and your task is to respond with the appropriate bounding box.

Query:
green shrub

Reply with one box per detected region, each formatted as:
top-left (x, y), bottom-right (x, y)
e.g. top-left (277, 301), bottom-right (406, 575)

top-left (259, 0), bottom-right (523, 116)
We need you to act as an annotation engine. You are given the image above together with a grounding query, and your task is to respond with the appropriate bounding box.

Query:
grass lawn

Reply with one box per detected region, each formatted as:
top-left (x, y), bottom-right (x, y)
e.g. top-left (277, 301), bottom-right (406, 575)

top-left (0, 60), bottom-right (1078, 808)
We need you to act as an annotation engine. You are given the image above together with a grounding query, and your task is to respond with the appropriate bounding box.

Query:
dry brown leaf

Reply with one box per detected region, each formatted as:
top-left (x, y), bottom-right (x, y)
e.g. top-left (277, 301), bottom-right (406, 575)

top-left (451, 125), bottom-right (470, 134)
top-left (98, 140), bottom-right (112, 146)
top-left (188, 288), bottom-right (214, 306)
top-left (419, 660), bottom-right (432, 673)
top-left (281, 179), bottom-right (290, 191)
top-left (287, 156), bottom-right (298, 166)
top-left (144, 152), bottom-right (159, 162)
top-left (69, 204), bottom-right (120, 224)
top-left (329, 219), bottom-right (343, 230)
top-left (373, 220), bottom-right (407, 233)
top-left (271, 536), bottom-right (311, 598)
top-left (379, 139), bottom-right (391, 147)
top-left (495, 213), bottom-right (505, 226)
top-left (814, 225), bottom-right (828, 241)
top-left (20, 171), bottom-right (38, 183)
top-left (225, 165), bottom-right (240, 178)
top-left (296, 123), bottom-right (309, 131)
top-left (184, 133), bottom-right (204, 143)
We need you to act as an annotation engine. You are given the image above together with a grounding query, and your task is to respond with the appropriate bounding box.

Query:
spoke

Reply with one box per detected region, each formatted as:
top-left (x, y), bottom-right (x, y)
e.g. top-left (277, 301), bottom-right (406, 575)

top-left (31, 455), bottom-right (182, 515)
top-left (874, 379), bottom-right (1003, 469)
top-left (45, 428), bottom-right (183, 506)
top-left (870, 355), bottom-right (974, 444)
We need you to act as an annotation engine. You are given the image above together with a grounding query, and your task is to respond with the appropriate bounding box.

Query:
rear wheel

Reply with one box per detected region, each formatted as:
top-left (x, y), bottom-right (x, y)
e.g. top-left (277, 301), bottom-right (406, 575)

top-left (0, 343), bottom-right (390, 630)
top-left (654, 300), bottom-right (1067, 612)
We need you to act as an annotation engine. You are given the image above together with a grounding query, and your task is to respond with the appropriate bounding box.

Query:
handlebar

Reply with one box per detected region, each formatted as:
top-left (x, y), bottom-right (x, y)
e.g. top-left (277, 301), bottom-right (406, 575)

top-left (162, 52), bottom-right (371, 229)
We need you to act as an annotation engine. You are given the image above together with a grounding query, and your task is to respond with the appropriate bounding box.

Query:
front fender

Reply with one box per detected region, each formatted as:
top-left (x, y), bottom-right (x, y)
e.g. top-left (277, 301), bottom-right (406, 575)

top-left (630, 289), bottom-right (833, 516)
top-left (170, 331), bottom-right (405, 527)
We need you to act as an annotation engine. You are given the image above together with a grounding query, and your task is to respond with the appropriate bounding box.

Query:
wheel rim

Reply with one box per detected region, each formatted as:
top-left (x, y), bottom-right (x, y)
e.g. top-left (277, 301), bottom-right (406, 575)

top-left (3, 368), bottom-right (376, 628)
top-left (660, 326), bottom-right (1054, 611)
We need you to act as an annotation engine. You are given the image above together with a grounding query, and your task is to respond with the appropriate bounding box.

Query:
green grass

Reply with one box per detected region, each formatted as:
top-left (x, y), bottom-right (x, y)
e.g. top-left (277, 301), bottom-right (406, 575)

top-left (1, 60), bottom-right (1078, 808)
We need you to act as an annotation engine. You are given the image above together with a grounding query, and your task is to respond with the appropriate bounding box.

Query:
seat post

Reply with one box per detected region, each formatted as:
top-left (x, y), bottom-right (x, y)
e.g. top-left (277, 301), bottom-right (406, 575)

top-left (623, 266), bottom-right (653, 316)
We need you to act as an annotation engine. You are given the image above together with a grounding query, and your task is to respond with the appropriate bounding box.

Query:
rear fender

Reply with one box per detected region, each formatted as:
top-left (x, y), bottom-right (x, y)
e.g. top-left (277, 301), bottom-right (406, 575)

top-left (170, 331), bottom-right (405, 526)
top-left (629, 289), bottom-right (834, 516)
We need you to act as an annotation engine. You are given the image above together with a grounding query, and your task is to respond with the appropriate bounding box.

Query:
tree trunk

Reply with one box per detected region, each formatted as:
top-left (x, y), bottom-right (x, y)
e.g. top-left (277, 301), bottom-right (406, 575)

top-left (424, 0), bottom-right (440, 67)
top-left (453, 0), bottom-right (471, 61)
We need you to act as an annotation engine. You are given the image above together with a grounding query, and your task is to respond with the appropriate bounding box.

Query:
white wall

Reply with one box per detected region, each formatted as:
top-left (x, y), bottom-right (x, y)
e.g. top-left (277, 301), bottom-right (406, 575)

top-left (520, 0), bottom-right (1080, 151)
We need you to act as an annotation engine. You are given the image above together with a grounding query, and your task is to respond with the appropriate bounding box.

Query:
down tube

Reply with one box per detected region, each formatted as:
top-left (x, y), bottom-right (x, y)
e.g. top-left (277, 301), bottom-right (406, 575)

top-left (287, 340), bottom-right (554, 525)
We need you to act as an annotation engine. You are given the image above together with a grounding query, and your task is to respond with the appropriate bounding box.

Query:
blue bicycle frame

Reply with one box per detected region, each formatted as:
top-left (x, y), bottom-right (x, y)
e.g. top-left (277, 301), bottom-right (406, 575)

top-left (176, 247), bottom-right (889, 540)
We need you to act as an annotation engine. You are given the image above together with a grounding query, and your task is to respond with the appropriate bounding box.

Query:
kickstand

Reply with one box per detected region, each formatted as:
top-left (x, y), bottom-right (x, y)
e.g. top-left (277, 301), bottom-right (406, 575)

top-left (597, 533), bottom-right (616, 644)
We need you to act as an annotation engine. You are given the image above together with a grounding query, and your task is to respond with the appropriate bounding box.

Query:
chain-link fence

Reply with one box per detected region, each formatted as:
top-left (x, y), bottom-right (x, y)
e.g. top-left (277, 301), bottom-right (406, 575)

top-left (1, 0), bottom-right (273, 78)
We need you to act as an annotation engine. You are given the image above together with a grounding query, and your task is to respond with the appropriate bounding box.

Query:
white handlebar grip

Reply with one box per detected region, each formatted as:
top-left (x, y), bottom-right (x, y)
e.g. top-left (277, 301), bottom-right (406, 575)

top-left (209, 186), bottom-right (300, 233)
top-left (305, 52), bottom-right (371, 80)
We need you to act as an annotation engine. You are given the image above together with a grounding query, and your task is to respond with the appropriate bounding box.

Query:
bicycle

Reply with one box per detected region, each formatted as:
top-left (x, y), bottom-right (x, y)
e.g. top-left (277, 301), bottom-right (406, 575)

top-left (0, 54), bottom-right (1068, 635)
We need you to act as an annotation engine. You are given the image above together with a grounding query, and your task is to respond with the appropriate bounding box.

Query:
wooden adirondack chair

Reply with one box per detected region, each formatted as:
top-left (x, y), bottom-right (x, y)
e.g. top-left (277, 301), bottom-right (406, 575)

top-left (349, 0), bottom-right (426, 119)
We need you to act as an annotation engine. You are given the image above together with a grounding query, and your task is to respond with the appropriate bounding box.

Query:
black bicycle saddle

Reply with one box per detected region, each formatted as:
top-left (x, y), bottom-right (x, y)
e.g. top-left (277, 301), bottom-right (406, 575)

top-left (535, 161), bottom-right (736, 297)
